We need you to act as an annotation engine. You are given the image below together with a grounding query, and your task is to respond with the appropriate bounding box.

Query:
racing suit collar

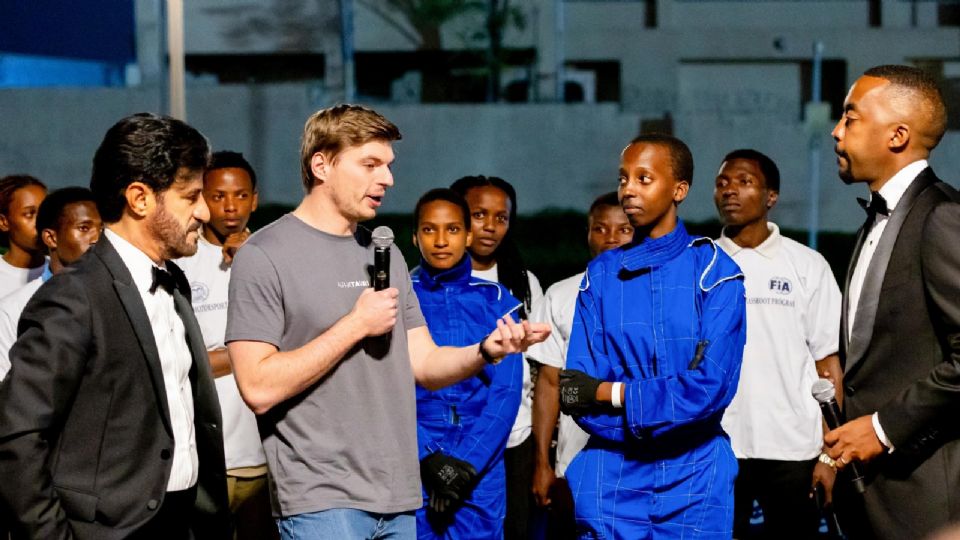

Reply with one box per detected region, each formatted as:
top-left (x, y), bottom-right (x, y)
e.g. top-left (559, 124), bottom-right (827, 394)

top-left (620, 220), bottom-right (691, 272)
top-left (417, 253), bottom-right (473, 289)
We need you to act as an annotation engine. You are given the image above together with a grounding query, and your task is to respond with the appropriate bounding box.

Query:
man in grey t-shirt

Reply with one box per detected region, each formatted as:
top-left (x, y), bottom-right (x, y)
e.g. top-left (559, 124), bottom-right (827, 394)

top-left (226, 104), bottom-right (549, 539)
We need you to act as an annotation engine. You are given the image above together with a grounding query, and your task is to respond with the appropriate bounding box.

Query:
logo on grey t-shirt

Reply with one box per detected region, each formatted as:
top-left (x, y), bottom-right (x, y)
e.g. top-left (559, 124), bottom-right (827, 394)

top-left (338, 280), bottom-right (370, 289)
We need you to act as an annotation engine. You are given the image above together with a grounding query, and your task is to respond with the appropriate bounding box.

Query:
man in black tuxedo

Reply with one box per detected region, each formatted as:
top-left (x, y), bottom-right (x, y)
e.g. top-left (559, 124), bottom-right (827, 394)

top-left (823, 65), bottom-right (960, 539)
top-left (0, 113), bottom-right (230, 539)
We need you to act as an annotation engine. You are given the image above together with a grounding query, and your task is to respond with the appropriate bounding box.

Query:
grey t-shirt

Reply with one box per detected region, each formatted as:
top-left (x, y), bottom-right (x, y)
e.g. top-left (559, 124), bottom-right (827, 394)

top-left (226, 214), bottom-right (426, 517)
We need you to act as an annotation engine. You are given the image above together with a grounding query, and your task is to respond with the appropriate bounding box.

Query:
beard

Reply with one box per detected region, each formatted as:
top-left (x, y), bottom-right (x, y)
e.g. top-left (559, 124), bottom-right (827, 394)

top-left (838, 166), bottom-right (856, 185)
top-left (149, 200), bottom-right (200, 260)
top-left (836, 150), bottom-right (857, 185)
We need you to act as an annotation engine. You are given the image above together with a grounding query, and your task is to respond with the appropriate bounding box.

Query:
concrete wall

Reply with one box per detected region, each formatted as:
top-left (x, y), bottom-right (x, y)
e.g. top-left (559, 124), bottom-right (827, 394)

top-left (3, 83), bottom-right (958, 234)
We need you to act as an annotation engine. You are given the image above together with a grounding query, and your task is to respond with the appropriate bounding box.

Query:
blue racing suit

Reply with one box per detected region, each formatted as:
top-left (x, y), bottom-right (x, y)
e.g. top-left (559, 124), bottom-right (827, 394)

top-left (411, 255), bottom-right (523, 539)
top-left (565, 221), bottom-right (746, 540)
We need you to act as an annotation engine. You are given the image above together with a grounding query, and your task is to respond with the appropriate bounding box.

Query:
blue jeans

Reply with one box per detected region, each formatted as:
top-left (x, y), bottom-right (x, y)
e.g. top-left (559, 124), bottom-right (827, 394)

top-left (278, 509), bottom-right (416, 540)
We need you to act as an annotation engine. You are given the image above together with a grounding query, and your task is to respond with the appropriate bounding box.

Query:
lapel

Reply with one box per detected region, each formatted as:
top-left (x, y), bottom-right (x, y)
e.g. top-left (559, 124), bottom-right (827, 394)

top-left (844, 168), bottom-right (938, 373)
top-left (167, 262), bottom-right (218, 416)
top-left (840, 217), bottom-right (871, 361)
top-left (95, 237), bottom-right (174, 436)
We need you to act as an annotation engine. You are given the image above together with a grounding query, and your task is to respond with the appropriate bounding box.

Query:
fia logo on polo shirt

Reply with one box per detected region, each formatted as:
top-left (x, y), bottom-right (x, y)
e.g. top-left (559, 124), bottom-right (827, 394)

top-left (769, 277), bottom-right (792, 295)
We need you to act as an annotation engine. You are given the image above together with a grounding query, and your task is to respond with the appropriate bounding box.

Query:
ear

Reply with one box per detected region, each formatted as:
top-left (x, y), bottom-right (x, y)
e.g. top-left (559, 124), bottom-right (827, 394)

top-left (125, 182), bottom-right (153, 218)
top-left (465, 229), bottom-right (473, 247)
top-left (766, 190), bottom-right (779, 209)
top-left (0, 214), bottom-right (9, 233)
top-left (310, 152), bottom-right (329, 185)
top-left (673, 180), bottom-right (690, 204)
top-left (41, 229), bottom-right (58, 251)
top-left (888, 124), bottom-right (910, 151)
top-left (411, 233), bottom-right (418, 248)
top-left (251, 191), bottom-right (260, 213)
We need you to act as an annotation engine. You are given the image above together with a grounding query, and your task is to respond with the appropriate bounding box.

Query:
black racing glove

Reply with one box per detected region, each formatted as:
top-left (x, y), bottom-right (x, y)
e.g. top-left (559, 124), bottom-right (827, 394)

top-left (420, 452), bottom-right (478, 514)
top-left (559, 369), bottom-right (603, 416)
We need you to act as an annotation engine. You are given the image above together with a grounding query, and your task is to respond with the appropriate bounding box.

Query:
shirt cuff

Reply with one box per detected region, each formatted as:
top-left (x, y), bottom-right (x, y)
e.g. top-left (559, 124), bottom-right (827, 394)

top-left (872, 412), bottom-right (895, 453)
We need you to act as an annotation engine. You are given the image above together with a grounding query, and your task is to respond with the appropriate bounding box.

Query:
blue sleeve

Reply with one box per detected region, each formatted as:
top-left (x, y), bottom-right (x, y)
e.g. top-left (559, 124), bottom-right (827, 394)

top-left (565, 270), bottom-right (632, 443)
top-left (448, 353), bottom-right (522, 473)
top-left (447, 291), bottom-right (523, 472)
top-left (623, 276), bottom-right (746, 439)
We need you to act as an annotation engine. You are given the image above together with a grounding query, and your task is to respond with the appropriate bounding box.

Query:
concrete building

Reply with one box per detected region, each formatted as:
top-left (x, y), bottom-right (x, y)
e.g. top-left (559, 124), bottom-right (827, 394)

top-left (2, 0), bottom-right (959, 233)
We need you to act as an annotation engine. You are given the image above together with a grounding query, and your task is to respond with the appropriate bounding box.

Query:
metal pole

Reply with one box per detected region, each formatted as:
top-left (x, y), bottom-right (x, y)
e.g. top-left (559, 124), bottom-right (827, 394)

top-left (807, 40), bottom-right (823, 249)
top-left (166, 0), bottom-right (186, 120)
top-left (340, 0), bottom-right (355, 103)
top-left (158, 0), bottom-right (168, 115)
top-left (555, 0), bottom-right (565, 101)
top-left (486, 0), bottom-right (497, 102)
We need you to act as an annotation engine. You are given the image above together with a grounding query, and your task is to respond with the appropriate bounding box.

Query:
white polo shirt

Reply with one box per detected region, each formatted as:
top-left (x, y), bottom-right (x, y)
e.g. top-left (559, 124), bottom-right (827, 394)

top-left (177, 235), bottom-right (266, 470)
top-left (525, 272), bottom-right (590, 477)
top-left (718, 223), bottom-right (841, 461)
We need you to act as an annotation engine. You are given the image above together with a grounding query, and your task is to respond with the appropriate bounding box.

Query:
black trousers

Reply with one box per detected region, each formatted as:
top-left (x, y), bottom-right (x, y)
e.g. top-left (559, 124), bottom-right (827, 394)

top-left (504, 436), bottom-right (534, 540)
top-left (733, 458), bottom-right (820, 540)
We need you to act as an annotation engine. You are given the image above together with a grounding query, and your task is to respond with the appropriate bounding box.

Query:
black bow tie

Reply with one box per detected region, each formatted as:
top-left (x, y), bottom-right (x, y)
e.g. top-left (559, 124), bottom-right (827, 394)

top-left (857, 192), bottom-right (890, 219)
top-left (150, 266), bottom-right (177, 295)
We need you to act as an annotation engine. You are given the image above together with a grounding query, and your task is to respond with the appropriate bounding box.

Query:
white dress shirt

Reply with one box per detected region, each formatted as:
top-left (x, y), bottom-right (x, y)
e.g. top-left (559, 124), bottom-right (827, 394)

top-left (846, 159), bottom-right (928, 451)
top-left (104, 229), bottom-right (198, 490)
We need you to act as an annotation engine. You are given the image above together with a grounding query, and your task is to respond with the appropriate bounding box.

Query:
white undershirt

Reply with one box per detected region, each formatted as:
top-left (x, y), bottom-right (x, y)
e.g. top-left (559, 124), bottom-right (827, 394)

top-left (846, 159), bottom-right (927, 452)
top-left (472, 263), bottom-right (543, 448)
top-left (105, 229), bottom-right (198, 490)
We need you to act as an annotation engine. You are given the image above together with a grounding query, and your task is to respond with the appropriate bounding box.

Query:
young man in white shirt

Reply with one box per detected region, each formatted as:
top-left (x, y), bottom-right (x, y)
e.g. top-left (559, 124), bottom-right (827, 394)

top-left (177, 151), bottom-right (276, 540)
top-left (714, 149), bottom-right (842, 539)
top-left (527, 192), bottom-right (634, 537)
top-left (0, 187), bottom-right (101, 381)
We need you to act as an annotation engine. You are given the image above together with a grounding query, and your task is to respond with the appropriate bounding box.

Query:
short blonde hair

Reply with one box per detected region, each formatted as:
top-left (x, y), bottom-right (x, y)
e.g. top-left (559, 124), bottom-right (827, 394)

top-left (299, 104), bottom-right (402, 191)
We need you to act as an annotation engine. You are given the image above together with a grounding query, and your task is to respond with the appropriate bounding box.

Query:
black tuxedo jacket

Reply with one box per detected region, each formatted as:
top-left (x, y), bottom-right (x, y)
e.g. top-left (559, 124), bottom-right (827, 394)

top-left (840, 168), bottom-right (960, 539)
top-left (0, 237), bottom-right (230, 539)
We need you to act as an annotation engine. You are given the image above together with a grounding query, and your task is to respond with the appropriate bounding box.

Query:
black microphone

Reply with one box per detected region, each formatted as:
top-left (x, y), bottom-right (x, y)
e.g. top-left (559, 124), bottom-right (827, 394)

top-left (372, 226), bottom-right (393, 291)
top-left (811, 379), bottom-right (867, 494)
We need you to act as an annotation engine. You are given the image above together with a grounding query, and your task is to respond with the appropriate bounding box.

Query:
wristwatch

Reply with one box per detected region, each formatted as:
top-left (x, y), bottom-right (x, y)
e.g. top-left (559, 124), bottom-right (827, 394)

top-left (479, 337), bottom-right (502, 365)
